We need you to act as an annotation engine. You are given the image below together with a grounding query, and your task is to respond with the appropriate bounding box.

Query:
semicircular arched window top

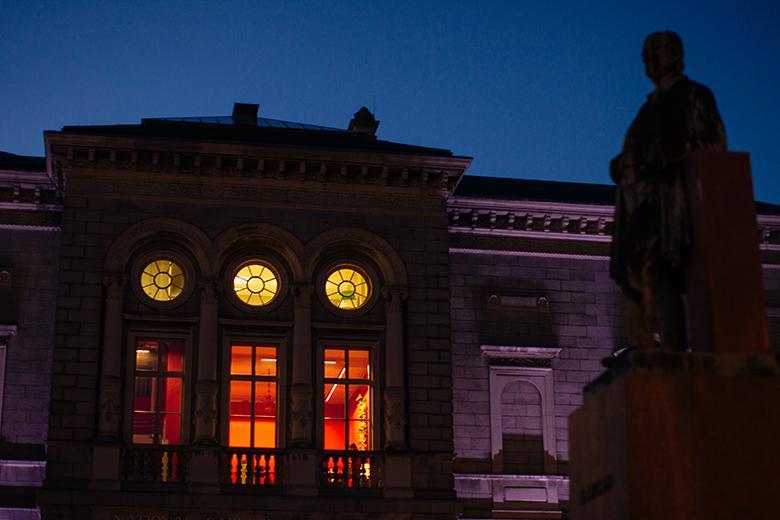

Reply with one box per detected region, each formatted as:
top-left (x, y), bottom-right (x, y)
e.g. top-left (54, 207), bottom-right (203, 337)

top-left (324, 265), bottom-right (371, 310)
top-left (233, 261), bottom-right (280, 307)
top-left (140, 259), bottom-right (186, 302)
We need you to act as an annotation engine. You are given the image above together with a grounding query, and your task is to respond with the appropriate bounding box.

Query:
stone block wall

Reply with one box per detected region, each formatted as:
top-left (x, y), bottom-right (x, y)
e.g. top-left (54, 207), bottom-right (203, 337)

top-left (763, 267), bottom-right (780, 353)
top-left (500, 381), bottom-right (543, 474)
top-left (452, 251), bottom-right (780, 481)
top-left (0, 228), bottom-right (59, 445)
top-left (450, 251), bottom-right (624, 475)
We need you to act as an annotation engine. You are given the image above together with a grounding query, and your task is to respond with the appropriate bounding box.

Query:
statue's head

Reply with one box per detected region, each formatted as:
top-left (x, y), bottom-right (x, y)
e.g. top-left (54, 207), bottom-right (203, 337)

top-left (642, 31), bottom-right (684, 85)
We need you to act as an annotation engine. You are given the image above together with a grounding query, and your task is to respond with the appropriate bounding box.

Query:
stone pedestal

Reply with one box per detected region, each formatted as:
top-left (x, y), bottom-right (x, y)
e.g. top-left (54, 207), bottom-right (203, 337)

top-left (569, 352), bottom-right (780, 520)
top-left (685, 151), bottom-right (769, 353)
top-left (285, 448), bottom-right (317, 496)
top-left (383, 453), bottom-right (414, 498)
top-left (89, 445), bottom-right (120, 491)
top-left (188, 448), bottom-right (221, 494)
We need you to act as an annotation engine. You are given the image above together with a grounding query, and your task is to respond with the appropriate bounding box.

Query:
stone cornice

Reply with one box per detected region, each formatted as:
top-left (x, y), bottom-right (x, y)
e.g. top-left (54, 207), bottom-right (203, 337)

top-left (448, 196), bottom-right (780, 249)
top-left (0, 166), bottom-right (61, 213)
top-left (45, 132), bottom-right (471, 199)
top-left (448, 201), bottom-right (612, 242)
top-left (0, 207), bottom-right (62, 231)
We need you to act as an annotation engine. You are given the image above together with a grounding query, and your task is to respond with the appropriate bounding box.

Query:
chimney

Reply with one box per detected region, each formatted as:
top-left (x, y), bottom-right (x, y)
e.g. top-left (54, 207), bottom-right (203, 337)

top-left (232, 102), bottom-right (259, 124)
top-left (348, 107), bottom-right (379, 136)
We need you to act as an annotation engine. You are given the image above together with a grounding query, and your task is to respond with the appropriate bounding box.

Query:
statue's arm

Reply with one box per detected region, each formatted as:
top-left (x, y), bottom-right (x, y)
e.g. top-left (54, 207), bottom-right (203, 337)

top-left (690, 85), bottom-right (727, 151)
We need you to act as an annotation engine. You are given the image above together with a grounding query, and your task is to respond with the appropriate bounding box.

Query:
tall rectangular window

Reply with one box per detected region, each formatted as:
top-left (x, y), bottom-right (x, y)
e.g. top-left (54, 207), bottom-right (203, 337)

top-left (132, 339), bottom-right (184, 445)
top-left (228, 344), bottom-right (278, 448)
top-left (323, 347), bottom-right (372, 451)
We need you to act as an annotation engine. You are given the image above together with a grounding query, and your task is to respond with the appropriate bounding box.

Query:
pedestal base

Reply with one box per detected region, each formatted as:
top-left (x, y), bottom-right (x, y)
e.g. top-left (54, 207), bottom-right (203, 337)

top-left (570, 352), bottom-right (780, 520)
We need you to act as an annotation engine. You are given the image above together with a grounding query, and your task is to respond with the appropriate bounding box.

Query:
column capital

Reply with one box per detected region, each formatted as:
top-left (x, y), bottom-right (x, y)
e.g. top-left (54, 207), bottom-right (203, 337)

top-left (292, 282), bottom-right (314, 298)
top-left (382, 286), bottom-right (407, 310)
top-left (103, 274), bottom-right (126, 299)
top-left (197, 279), bottom-right (221, 304)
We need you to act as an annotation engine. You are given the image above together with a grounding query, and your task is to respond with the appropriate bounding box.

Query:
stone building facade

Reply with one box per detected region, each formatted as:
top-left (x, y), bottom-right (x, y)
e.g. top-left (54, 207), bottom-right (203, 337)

top-left (0, 105), bottom-right (779, 519)
top-left (0, 152), bottom-right (61, 518)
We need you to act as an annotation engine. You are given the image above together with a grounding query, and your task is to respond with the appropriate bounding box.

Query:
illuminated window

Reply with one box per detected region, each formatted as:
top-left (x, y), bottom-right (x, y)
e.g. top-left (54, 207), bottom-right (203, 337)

top-left (323, 347), bottom-right (372, 450)
top-left (324, 265), bottom-right (371, 311)
top-left (233, 262), bottom-right (280, 307)
top-left (140, 260), bottom-right (185, 302)
top-left (228, 344), bottom-right (278, 448)
top-left (132, 339), bottom-right (184, 445)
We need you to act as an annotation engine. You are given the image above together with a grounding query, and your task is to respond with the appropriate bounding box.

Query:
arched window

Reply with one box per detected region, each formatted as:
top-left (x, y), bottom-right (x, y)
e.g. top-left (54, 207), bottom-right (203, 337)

top-left (323, 264), bottom-right (372, 311)
top-left (139, 259), bottom-right (186, 302)
top-left (232, 261), bottom-right (281, 307)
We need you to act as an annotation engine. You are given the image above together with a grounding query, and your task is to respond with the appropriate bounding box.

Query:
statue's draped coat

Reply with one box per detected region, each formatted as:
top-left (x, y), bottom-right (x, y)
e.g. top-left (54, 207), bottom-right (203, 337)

top-left (610, 76), bottom-right (727, 292)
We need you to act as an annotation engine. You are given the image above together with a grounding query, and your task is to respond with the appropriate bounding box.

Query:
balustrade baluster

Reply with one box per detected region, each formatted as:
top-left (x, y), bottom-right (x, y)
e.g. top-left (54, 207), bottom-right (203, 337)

top-left (337, 456), bottom-right (345, 487)
top-left (240, 452), bottom-right (249, 485)
top-left (318, 452), bottom-right (382, 490)
top-left (269, 454), bottom-right (276, 484)
top-left (358, 456), bottom-right (367, 487)
top-left (228, 453), bottom-right (238, 484)
top-left (161, 450), bottom-right (170, 482)
top-left (256, 454), bottom-right (265, 485)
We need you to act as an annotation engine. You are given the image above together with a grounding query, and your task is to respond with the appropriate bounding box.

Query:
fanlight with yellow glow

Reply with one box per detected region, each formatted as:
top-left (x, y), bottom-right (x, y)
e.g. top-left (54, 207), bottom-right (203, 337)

top-left (233, 262), bottom-right (279, 307)
top-left (140, 260), bottom-right (185, 302)
top-left (325, 266), bottom-right (371, 310)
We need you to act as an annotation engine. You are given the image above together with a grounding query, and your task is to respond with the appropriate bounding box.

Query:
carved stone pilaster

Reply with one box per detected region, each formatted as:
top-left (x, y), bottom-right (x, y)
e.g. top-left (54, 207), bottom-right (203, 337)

top-left (194, 379), bottom-right (218, 444)
top-left (97, 275), bottom-right (125, 439)
top-left (290, 383), bottom-right (313, 446)
top-left (384, 386), bottom-right (406, 449)
top-left (198, 279), bottom-right (219, 305)
top-left (194, 280), bottom-right (219, 443)
top-left (97, 375), bottom-right (121, 438)
top-left (104, 274), bottom-right (126, 301)
top-left (291, 283), bottom-right (314, 446)
top-left (383, 287), bottom-right (407, 449)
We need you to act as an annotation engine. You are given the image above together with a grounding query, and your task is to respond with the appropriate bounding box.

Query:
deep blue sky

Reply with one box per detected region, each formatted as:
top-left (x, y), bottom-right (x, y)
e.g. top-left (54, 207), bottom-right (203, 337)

top-left (2, 1), bottom-right (779, 203)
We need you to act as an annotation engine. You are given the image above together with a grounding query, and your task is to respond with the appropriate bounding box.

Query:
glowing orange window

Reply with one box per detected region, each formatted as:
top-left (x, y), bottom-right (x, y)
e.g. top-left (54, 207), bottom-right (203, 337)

top-left (323, 347), bottom-right (372, 451)
top-left (132, 339), bottom-right (184, 445)
top-left (229, 344), bottom-right (278, 448)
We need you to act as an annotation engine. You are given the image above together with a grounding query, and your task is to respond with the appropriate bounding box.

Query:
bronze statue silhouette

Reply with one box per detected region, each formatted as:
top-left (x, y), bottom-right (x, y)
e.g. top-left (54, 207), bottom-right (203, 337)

top-left (610, 31), bottom-right (727, 351)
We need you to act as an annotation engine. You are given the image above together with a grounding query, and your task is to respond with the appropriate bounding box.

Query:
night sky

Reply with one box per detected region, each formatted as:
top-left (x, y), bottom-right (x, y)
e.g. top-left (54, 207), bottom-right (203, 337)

top-left (2, 1), bottom-right (779, 203)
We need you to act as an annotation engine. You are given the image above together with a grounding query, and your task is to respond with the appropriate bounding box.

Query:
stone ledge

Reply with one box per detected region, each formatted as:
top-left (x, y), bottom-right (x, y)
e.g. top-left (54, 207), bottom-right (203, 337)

top-left (586, 350), bottom-right (780, 397)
